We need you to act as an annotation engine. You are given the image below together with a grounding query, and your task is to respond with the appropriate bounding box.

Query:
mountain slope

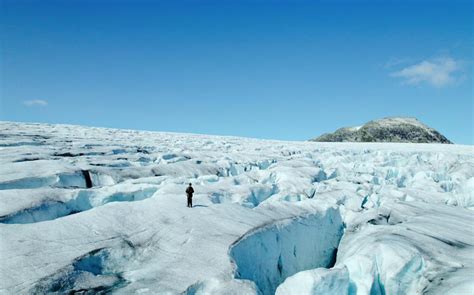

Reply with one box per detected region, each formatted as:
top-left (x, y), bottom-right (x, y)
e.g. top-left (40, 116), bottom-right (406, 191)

top-left (312, 117), bottom-right (452, 143)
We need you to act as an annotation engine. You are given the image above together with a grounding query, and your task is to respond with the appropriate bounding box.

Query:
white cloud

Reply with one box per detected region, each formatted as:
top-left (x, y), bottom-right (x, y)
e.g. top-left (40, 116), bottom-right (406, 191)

top-left (23, 99), bottom-right (48, 107)
top-left (391, 57), bottom-right (463, 87)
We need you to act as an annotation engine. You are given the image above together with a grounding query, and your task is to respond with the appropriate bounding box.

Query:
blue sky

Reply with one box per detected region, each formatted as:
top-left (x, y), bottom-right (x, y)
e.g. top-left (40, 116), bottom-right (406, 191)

top-left (1, 0), bottom-right (473, 143)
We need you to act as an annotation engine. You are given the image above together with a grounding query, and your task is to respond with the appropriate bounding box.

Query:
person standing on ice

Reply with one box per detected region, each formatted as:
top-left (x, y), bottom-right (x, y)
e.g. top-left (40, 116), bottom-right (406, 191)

top-left (186, 183), bottom-right (194, 208)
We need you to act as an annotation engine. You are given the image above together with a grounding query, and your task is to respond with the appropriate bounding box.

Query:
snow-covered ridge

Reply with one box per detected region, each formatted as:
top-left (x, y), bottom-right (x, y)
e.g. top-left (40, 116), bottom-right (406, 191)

top-left (0, 121), bottom-right (473, 294)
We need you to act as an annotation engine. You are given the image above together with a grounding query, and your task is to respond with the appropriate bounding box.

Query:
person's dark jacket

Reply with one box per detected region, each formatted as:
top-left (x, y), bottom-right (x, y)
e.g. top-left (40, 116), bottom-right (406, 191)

top-left (186, 187), bottom-right (194, 197)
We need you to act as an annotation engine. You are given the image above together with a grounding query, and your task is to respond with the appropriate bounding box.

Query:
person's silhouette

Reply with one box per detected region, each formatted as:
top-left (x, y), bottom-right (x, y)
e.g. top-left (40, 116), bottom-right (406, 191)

top-left (186, 183), bottom-right (194, 208)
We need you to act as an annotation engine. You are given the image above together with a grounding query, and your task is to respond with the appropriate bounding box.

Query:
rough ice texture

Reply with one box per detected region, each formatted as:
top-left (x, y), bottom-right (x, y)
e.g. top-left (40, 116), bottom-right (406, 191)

top-left (0, 121), bottom-right (473, 294)
top-left (276, 267), bottom-right (352, 295)
top-left (312, 117), bottom-right (452, 143)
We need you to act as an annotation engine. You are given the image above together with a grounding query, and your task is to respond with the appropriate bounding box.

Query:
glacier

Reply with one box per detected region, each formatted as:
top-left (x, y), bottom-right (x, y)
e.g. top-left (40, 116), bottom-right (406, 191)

top-left (0, 121), bottom-right (473, 294)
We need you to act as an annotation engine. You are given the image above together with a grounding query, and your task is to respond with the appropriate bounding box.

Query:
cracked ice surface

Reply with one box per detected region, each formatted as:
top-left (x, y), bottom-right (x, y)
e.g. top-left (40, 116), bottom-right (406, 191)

top-left (0, 122), bottom-right (473, 294)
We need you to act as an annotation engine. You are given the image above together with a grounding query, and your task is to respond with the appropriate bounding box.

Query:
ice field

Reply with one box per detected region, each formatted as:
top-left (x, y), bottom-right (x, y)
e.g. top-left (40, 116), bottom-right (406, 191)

top-left (0, 121), bottom-right (473, 294)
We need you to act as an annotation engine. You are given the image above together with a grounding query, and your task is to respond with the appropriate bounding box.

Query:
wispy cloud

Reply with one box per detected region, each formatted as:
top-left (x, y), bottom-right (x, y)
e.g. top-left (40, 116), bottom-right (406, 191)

top-left (390, 57), bottom-right (464, 87)
top-left (384, 57), bottom-right (413, 69)
top-left (23, 99), bottom-right (48, 107)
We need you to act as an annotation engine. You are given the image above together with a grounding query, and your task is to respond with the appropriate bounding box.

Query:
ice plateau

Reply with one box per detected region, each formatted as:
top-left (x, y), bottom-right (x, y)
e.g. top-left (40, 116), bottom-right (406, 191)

top-left (0, 121), bottom-right (473, 295)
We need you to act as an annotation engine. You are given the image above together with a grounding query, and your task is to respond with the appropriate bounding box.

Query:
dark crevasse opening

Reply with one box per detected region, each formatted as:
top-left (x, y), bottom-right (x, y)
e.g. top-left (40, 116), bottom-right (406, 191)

top-left (0, 170), bottom-right (116, 190)
top-left (229, 207), bottom-right (344, 295)
top-left (32, 242), bottom-right (135, 294)
top-left (82, 170), bottom-right (93, 188)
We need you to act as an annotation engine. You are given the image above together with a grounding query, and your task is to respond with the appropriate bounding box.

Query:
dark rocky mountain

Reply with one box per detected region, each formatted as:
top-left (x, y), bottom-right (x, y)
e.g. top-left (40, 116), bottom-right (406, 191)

top-left (311, 117), bottom-right (452, 144)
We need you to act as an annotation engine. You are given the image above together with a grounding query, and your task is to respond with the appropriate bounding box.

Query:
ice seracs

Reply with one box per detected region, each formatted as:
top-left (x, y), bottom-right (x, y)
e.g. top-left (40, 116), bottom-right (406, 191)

top-left (0, 121), bottom-right (473, 294)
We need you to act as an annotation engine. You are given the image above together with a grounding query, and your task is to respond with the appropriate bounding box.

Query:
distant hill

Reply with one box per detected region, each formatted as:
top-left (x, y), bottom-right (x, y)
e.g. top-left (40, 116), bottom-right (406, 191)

top-left (311, 117), bottom-right (452, 144)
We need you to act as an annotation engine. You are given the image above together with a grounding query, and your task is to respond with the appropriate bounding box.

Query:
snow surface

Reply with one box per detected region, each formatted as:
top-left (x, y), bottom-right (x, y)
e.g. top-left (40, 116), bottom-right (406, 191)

top-left (0, 121), bottom-right (473, 294)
